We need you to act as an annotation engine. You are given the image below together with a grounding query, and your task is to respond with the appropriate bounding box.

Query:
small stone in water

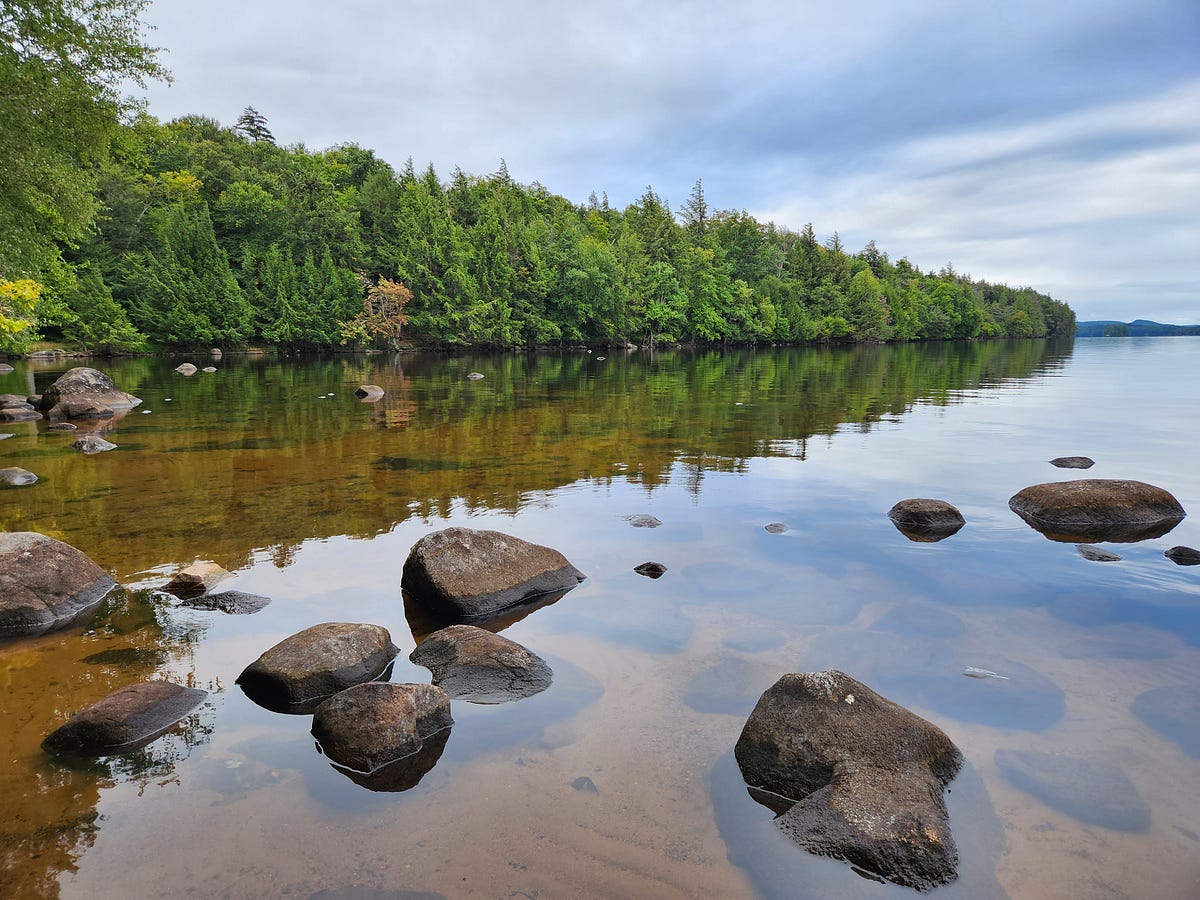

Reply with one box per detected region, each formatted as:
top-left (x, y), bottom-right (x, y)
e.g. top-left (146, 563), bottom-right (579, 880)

top-left (625, 514), bottom-right (662, 528)
top-left (963, 666), bottom-right (1009, 680)
top-left (571, 775), bottom-right (599, 793)
top-left (764, 523), bottom-right (788, 534)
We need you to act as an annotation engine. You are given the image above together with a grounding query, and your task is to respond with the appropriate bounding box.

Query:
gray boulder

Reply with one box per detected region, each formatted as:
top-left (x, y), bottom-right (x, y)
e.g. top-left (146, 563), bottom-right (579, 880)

top-left (312, 682), bottom-right (452, 774)
top-left (887, 498), bottom-right (965, 542)
top-left (994, 749), bottom-right (1150, 831)
top-left (0, 466), bottom-right (37, 486)
top-left (735, 669), bottom-right (963, 890)
top-left (410, 624), bottom-right (552, 703)
top-left (71, 434), bottom-right (117, 455)
top-left (38, 367), bottom-right (141, 419)
top-left (174, 363), bottom-right (197, 375)
top-left (42, 681), bottom-right (207, 755)
top-left (1165, 545), bottom-right (1200, 566)
top-left (237, 622), bottom-right (399, 713)
top-left (1009, 479), bottom-right (1185, 542)
top-left (0, 399), bottom-right (40, 421)
top-left (402, 527), bottom-right (584, 621)
top-left (0, 532), bottom-right (115, 638)
top-left (1049, 456), bottom-right (1095, 469)
top-left (625, 514), bottom-right (662, 528)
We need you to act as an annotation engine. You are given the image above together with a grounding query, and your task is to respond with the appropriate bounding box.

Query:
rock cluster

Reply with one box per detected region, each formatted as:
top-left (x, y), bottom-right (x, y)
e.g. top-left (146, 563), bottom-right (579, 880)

top-left (37, 367), bottom-right (142, 420)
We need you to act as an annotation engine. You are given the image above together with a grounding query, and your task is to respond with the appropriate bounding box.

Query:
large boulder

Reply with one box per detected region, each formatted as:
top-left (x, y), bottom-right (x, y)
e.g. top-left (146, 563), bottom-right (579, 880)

top-left (401, 527), bottom-right (585, 621)
top-left (236, 622), bottom-right (399, 713)
top-left (42, 681), bottom-right (207, 755)
top-left (410, 624), bottom-right (552, 703)
top-left (1009, 479), bottom-right (1185, 542)
top-left (887, 498), bottom-right (965, 542)
top-left (0, 532), bottom-right (115, 638)
top-left (311, 682), bottom-right (452, 774)
top-left (734, 669), bottom-right (963, 890)
top-left (37, 367), bottom-right (141, 420)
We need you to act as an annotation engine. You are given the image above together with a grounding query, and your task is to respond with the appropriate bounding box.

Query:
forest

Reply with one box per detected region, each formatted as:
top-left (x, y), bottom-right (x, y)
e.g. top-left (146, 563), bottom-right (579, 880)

top-left (6, 109), bottom-right (1075, 354)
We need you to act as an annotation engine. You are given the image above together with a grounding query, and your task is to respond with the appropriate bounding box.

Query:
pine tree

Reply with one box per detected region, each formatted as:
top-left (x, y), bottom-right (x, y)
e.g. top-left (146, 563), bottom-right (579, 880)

top-left (234, 107), bottom-right (275, 144)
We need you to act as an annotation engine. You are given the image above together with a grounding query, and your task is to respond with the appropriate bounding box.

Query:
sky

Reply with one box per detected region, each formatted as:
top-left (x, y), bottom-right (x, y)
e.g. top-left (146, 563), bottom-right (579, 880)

top-left (135, 0), bottom-right (1200, 323)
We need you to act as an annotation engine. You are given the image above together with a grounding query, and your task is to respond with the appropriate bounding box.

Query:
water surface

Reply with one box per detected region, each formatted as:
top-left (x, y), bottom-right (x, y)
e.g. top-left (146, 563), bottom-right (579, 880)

top-left (2, 339), bottom-right (1198, 899)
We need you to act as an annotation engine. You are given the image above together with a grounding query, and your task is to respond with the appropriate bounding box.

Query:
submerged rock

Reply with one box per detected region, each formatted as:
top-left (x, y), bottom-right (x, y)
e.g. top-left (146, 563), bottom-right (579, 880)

top-left (1077, 544), bottom-right (1122, 562)
top-left (38, 367), bottom-right (141, 419)
top-left (312, 682), bottom-right (452, 774)
top-left (42, 681), bottom-right (207, 755)
top-left (162, 561), bottom-right (232, 598)
top-left (625, 514), bottom-right (662, 528)
top-left (402, 527), bottom-right (585, 621)
top-left (410, 624), bottom-right (552, 703)
top-left (1165, 546), bottom-right (1200, 566)
top-left (237, 622), bottom-right (399, 713)
top-left (329, 727), bottom-right (452, 792)
top-left (179, 590), bottom-right (271, 615)
top-left (633, 561), bottom-right (668, 578)
top-left (0, 532), bottom-right (115, 638)
top-left (0, 466), bottom-right (38, 486)
top-left (995, 748), bottom-right (1150, 831)
top-left (1009, 479), bottom-right (1186, 542)
top-left (735, 669), bottom-right (963, 890)
top-left (355, 384), bottom-right (385, 400)
top-left (1050, 456), bottom-right (1095, 469)
top-left (887, 498), bottom-right (965, 542)
top-left (71, 434), bottom-right (117, 455)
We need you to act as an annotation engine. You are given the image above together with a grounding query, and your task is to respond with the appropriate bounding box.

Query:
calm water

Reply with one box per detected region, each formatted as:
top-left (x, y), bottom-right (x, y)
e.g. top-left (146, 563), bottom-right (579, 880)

top-left (1, 339), bottom-right (1198, 899)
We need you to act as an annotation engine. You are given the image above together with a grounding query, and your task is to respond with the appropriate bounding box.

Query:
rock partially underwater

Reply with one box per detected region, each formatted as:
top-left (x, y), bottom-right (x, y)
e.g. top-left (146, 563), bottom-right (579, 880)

top-left (410, 624), bottom-right (552, 703)
top-left (735, 669), bottom-right (963, 890)
top-left (0, 532), bottom-right (115, 638)
top-left (237, 622), bottom-right (399, 713)
top-left (887, 499), bottom-right (966, 542)
top-left (1009, 479), bottom-right (1185, 543)
top-left (402, 527), bottom-right (584, 622)
top-left (43, 681), bottom-right (207, 755)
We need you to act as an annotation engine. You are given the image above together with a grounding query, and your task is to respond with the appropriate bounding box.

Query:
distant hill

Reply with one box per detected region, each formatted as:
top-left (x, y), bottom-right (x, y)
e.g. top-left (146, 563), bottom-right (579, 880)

top-left (1076, 319), bottom-right (1200, 337)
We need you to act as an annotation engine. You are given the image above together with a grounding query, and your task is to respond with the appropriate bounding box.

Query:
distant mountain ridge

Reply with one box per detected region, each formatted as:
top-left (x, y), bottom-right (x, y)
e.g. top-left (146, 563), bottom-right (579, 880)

top-left (1076, 319), bottom-right (1200, 337)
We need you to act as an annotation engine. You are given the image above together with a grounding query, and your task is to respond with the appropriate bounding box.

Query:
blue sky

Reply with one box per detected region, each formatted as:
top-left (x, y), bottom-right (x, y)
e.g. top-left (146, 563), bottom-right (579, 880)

top-left (138, 0), bottom-right (1199, 322)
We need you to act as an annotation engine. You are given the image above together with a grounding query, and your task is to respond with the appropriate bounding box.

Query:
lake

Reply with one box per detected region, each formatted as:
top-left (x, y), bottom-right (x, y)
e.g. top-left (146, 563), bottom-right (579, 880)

top-left (2, 338), bottom-right (1198, 899)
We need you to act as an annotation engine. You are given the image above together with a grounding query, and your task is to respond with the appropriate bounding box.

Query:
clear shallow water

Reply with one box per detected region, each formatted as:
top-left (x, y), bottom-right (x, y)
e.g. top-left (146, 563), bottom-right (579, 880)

top-left (1, 339), bottom-right (1198, 899)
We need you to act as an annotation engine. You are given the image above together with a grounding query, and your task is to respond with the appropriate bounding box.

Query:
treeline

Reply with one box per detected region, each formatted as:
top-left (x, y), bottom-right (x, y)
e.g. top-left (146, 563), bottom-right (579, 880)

top-left (28, 112), bottom-right (1074, 352)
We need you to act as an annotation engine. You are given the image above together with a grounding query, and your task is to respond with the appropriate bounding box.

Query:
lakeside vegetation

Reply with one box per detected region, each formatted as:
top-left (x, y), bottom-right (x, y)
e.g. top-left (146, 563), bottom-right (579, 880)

top-left (1, 3), bottom-right (1075, 356)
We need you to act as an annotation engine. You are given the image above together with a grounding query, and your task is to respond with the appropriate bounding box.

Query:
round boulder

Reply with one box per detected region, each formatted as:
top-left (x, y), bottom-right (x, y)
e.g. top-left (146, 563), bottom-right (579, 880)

top-left (38, 367), bottom-right (141, 419)
top-left (236, 622), bottom-right (399, 713)
top-left (887, 498), bottom-right (965, 542)
top-left (0, 466), bottom-right (38, 486)
top-left (735, 669), bottom-right (963, 890)
top-left (43, 681), bottom-right (207, 755)
top-left (0, 532), bottom-right (115, 638)
top-left (1009, 479), bottom-right (1186, 542)
top-left (410, 624), bottom-right (552, 703)
top-left (174, 363), bottom-right (198, 375)
top-left (402, 527), bottom-right (585, 621)
top-left (312, 682), bottom-right (452, 774)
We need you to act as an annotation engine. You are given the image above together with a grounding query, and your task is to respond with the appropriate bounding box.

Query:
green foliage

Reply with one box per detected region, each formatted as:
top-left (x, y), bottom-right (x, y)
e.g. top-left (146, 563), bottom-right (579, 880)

top-left (0, 0), bottom-right (166, 278)
top-left (0, 278), bottom-right (42, 353)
